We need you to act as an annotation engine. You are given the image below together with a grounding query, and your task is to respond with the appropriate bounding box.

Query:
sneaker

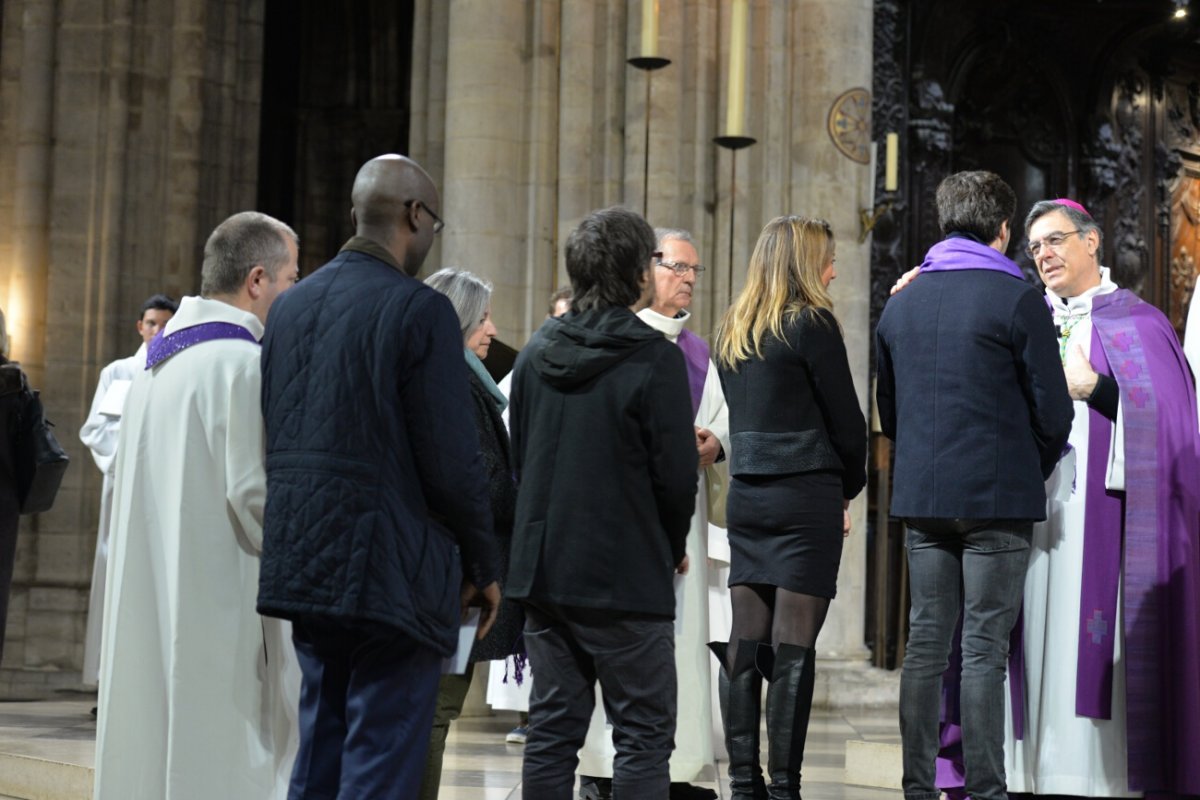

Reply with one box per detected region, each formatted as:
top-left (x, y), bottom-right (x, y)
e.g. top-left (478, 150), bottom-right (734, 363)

top-left (505, 724), bottom-right (528, 744)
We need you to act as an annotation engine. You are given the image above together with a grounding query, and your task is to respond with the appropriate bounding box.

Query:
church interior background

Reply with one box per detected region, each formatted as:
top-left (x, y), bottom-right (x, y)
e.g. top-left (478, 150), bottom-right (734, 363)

top-left (0, 0), bottom-right (1197, 729)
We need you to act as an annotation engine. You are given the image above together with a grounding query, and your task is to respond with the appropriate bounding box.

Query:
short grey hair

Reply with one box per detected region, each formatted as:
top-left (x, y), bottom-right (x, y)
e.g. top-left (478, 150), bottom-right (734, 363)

top-left (425, 267), bottom-right (494, 343)
top-left (655, 227), bottom-right (695, 249)
top-left (200, 211), bottom-right (298, 297)
top-left (1025, 200), bottom-right (1103, 262)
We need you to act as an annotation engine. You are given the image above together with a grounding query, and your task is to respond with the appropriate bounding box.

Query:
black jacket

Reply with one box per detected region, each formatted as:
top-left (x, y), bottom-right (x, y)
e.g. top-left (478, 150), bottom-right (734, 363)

top-left (876, 268), bottom-right (1073, 520)
top-left (507, 307), bottom-right (699, 617)
top-left (464, 370), bottom-right (523, 662)
top-left (257, 239), bottom-right (499, 656)
top-left (718, 308), bottom-right (867, 500)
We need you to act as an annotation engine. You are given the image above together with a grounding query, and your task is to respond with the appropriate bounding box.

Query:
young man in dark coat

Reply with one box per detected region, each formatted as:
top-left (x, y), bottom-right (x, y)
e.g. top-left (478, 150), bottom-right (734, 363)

top-left (257, 154), bottom-right (501, 799)
top-left (507, 206), bottom-right (699, 799)
top-left (875, 170), bottom-right (1073, 800)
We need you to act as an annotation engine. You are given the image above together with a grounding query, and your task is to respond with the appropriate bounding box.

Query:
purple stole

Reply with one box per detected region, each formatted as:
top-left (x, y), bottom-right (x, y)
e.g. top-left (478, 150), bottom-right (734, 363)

top-left (917, 236), bottom-right (1026, 279)
top-left (146, 321), bottom-right (260, 369)
top-left (1080, 290), bottom-right (1200, 794)
top-left (676, 328), bottom-right (709, 417)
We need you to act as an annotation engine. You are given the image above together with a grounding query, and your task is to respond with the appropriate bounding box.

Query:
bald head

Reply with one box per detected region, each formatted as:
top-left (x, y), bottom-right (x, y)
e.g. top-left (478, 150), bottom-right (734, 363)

top-left (350, 154), bottom-right (441, 275)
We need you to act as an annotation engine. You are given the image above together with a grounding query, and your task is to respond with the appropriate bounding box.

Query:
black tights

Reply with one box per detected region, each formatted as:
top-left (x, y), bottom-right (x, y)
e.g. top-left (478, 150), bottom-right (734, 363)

top-left (726, 584), bottom-right (830, 669)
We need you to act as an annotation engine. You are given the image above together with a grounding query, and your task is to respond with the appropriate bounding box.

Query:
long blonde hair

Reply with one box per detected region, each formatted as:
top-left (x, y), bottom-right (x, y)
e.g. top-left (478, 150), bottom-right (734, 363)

top-left (714, 215), bottom-right (835, 369)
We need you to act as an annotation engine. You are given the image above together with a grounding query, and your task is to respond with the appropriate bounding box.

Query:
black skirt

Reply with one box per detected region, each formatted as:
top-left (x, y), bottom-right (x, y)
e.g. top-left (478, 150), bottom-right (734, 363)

top-left (726, 470), bottom-right (843, 598)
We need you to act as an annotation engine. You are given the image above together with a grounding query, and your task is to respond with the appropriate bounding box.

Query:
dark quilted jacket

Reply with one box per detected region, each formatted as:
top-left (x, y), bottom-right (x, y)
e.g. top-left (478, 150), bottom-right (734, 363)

top-left (257, 242), bottom-right (500, 656)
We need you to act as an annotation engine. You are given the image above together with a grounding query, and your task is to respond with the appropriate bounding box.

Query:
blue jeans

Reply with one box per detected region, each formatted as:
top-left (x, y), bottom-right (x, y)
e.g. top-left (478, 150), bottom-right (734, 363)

top-left (899, 519), bottom-right (1032, 800)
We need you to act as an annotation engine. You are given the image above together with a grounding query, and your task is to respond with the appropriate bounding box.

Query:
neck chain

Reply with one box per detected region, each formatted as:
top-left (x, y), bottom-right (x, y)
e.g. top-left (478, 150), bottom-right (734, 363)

top-left (1054, 307), bottom-right (1089, 364)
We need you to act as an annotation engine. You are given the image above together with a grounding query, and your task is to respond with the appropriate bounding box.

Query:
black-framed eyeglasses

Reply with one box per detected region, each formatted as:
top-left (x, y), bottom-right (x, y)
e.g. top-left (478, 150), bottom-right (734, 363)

top-left (406, 200), bottom-right (445, 234)
top-left (655, 258), bottom-right (706, 277)
top-left (1026, 229), bottom-right (1081, 258)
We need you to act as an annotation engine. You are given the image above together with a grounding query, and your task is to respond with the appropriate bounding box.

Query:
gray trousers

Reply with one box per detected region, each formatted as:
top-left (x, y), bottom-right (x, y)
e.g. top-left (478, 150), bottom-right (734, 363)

top-left (899, 519), bottom-right (1032, 800)
top-left (521, 602), bottom-right (676, 800)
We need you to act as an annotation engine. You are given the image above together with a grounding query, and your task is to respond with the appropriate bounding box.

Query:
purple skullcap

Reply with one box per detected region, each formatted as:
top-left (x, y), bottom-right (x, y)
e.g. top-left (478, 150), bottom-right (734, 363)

top-left (1053, 198), bottom-right (1092, 218)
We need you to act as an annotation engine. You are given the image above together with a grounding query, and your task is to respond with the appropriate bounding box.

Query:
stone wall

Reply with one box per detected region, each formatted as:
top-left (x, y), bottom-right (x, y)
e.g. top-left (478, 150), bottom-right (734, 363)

top-left (0, 0), bottom-right (265, 698)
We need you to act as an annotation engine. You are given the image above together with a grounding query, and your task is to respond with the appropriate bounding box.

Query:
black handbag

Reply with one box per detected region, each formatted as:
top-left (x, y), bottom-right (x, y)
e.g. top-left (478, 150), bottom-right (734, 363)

top-left (13, 388), bottom-right (69, 514)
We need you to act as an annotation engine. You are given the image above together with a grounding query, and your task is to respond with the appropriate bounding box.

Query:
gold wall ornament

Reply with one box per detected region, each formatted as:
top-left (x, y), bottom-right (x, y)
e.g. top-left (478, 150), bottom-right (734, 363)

top-left (828, 88), bottom-right (872, 164)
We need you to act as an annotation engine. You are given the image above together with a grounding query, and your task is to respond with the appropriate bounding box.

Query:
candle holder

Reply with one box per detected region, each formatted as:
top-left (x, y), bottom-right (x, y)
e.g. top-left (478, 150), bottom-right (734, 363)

top-left (714, 134), bottom-right (758, 303)
top-left (627, 56), bottom-right (672, 217)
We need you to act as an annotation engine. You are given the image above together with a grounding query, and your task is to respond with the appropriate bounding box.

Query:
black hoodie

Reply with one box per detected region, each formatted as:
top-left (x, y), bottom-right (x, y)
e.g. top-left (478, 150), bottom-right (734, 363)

top-left (506, 306), bottom-right (699, 617)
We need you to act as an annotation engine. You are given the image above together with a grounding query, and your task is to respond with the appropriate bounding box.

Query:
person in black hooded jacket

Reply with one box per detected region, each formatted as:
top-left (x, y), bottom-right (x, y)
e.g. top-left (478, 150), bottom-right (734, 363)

top-left (507, 206), bottom-right (699, 800)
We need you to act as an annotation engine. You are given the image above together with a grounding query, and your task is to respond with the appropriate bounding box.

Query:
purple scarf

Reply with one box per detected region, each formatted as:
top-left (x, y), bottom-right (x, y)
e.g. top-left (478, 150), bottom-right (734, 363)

top-left (676, 328), bottom-right (709, 417)
top-left (919, 237), bottom-right (1026, 280)
top-left (146, 321), bottom-right (260, 369)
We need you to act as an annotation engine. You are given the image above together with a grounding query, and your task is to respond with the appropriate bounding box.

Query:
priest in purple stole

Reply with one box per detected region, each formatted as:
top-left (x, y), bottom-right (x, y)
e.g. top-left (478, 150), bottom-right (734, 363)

top-left (990, 198), bottom-right (1200, 799)
top-left (95, 212), bottom-right (302, 800)
top-left (578, 228), bottom-right (729, 799)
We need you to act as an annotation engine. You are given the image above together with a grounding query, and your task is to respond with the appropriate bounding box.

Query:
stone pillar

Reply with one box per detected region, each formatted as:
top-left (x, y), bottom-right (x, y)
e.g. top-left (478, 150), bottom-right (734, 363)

top-left (0, 0), bottom-right (266, 697)
top-left (786, 0), bottom-right (876, 662)
top-left (440, 0), bottom-right (561, 345)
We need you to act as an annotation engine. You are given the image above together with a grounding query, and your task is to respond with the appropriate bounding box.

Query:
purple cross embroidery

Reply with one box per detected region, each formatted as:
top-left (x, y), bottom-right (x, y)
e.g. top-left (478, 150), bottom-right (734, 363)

top-left (1086, 609), bottom-right (1109, 645)
top-left (1112, 331), bottom-right (1133, 352)
top-left (1119, 359), bottom-right (1143, 381)
top-left (1128, 386), bottom-right (1151, 409)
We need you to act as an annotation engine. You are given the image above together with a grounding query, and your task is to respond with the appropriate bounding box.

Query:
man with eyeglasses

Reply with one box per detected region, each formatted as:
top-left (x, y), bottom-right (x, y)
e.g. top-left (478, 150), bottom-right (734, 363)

top-left (577, 228), bottom-right (728, 800)
top-left (999, 199), bottom-right (1200, 799)
top-left (257, 154), bottom-right (502, 799)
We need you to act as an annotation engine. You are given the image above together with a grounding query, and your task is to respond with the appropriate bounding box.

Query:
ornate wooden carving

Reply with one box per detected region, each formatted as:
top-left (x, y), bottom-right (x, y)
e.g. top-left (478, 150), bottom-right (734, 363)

top-left (869, 0), bottom-right (908, 346)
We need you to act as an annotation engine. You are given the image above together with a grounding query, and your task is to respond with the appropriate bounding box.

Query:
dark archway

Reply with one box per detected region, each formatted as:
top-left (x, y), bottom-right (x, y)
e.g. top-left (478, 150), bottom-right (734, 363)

top-left (257, 1), bottom-right (416, 275)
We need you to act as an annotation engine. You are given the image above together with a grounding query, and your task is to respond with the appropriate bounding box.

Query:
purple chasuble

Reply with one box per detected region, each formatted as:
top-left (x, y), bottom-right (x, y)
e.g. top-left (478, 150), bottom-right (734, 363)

top-left (1082, 289), bottom-right (1200, 795)
top-left (676, 328), bottom-right (709, 417)
top-left (146, 321), bottom-right (260, 369)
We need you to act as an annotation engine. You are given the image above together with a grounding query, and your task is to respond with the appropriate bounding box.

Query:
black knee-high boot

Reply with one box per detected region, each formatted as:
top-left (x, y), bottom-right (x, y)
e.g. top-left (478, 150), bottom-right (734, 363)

top-left (708, 641), bottom-right (769, 800)
top-left (763, 643), bottom-right (815, 800)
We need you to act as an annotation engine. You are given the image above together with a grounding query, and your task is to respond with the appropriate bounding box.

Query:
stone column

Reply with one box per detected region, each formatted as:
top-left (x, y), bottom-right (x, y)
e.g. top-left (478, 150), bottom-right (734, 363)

top-left (0, 0), bottom-right (267, 697)
top-left (786, 0), bottom-right (876, 664)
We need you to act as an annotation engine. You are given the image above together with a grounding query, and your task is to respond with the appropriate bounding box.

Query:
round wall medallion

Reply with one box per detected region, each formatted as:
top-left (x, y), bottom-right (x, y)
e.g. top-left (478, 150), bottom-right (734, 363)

top-left (827, 87), bottom-right (872, 165)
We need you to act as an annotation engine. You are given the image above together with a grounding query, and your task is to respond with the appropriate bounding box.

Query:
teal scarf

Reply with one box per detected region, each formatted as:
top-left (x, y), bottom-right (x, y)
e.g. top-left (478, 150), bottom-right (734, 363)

top-left (465, 348), bottom-right (507, 412)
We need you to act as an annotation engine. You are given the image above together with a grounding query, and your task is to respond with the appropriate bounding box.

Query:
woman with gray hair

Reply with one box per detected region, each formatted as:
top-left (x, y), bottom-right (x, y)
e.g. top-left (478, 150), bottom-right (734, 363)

top-left (418, 268), bottom-right (521, 800)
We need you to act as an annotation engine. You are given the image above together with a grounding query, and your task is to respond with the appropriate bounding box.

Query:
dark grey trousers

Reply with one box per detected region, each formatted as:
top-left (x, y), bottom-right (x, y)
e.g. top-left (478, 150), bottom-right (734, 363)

top-left (899, 518), bottom-right (1033, 800)
top-left (521, 602), bottom-right (676, 800)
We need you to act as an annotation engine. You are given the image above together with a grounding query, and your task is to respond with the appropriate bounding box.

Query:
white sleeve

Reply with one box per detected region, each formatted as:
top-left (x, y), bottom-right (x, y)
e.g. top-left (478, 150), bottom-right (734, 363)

top-left (224, 359), bottom-right (266, 553)
top-left (79, 363), bottom-right (120, 475)
top-left (1105, 401), bottom-right (1126, 492)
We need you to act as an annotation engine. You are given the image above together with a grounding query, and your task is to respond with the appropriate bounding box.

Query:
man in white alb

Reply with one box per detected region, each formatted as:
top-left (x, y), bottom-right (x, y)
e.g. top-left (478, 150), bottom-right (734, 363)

top-left (79, 293), bottom-right (176, 688)
top-left (94, 211), bottom-right (301, 800)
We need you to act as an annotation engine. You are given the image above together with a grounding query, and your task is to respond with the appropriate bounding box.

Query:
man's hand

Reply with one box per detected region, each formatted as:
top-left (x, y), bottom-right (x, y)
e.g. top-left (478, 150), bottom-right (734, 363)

top-left (1064, 344), bottom-right (1098, 401)
top-left (696, 427), bottom-right (720, 468)
top-left (460, 580), bottom-right (502, 640)
top-left (676, 555), bottom-right (690, 575)
top-left (842, 499), bottom-right (851, 538)
top-left (890, 266), bottom-right (921, 295)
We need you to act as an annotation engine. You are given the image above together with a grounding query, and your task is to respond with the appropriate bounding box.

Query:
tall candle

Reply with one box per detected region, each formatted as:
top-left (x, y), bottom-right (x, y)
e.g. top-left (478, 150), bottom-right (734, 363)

top-left (884, 132), bottom-right (899, 191)
top-left (641, 0), bottom-right (659, 57)
top-left (725, 0), bottom-right (748, 136)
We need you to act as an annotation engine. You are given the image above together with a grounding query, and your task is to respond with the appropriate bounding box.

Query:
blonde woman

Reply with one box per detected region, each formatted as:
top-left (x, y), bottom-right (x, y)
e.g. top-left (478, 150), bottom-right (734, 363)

top-left (711, 216), bottom-right (866, 800)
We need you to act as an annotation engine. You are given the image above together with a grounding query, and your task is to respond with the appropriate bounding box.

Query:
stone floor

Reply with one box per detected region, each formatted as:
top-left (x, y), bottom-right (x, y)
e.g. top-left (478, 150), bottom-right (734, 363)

top-left (0, 695), bottom-right (902, 799)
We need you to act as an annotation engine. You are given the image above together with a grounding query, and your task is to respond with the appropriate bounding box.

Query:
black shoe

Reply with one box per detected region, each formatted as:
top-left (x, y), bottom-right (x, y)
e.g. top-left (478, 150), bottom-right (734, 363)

top-left (579, 775), bottom-right (613, 800)
top-left (668, 781), bottom-right (718, 799)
